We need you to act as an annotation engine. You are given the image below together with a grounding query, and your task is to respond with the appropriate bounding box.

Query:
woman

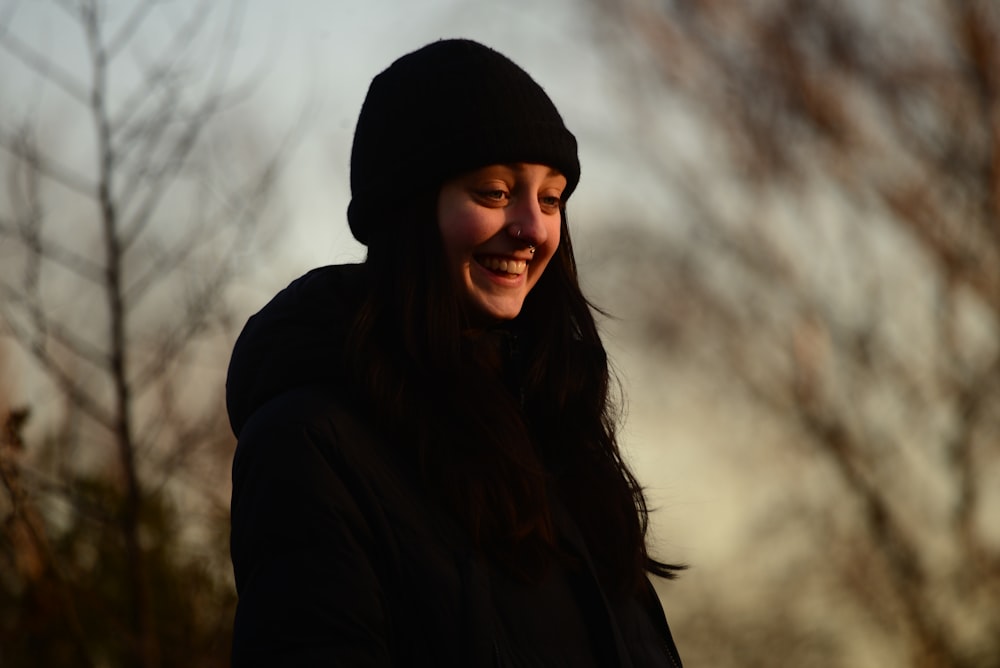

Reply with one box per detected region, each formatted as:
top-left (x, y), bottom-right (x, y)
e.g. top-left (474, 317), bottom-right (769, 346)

top-left (227, 39), bottom-right (684, 666)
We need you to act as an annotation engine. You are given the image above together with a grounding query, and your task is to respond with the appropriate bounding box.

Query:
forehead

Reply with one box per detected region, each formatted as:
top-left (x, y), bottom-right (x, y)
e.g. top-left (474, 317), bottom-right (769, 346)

top-left (462, 163), bottom-right (567, 182)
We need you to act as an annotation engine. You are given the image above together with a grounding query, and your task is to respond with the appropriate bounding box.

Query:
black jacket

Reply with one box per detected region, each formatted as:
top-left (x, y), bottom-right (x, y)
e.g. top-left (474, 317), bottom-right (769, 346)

top-left (227, 264), bottom-right (683, 666)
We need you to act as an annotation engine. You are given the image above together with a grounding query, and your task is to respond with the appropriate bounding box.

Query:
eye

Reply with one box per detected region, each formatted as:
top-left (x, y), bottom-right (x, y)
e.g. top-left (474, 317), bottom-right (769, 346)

top-left (539, 193), bottom-right (562, 213)
top-left (475, 188), bottom-right (510, 206)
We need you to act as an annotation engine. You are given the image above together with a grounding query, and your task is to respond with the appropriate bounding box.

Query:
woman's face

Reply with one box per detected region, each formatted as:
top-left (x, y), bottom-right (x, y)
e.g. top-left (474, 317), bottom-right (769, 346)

top-left (437, 163), bottom-right (567, 323)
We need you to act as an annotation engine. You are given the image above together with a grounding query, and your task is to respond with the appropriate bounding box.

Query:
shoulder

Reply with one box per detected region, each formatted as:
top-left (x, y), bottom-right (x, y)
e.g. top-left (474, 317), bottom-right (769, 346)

top-left (235, 383), bottom-right (356, 452)
top-left (229, 384), bottom-right (413, 593)
top-left (231, 383), bottom-right (437, 552)
top-left (232, 383), bottom-right (393, 506)
top-left (226, 263), bottom-right (368, 438)
top-left (230, 384), bottom-right (380, 530)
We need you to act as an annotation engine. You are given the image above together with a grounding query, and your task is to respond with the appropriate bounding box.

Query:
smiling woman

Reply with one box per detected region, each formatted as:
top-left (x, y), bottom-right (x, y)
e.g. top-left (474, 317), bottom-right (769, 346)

top-left (438, 163), bottom-right (566, 322)
top-left (226, 39), bottom-right (684, 666)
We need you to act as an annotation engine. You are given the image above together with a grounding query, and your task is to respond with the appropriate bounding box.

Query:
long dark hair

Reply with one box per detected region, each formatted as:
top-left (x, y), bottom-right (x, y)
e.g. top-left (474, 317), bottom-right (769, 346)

top-left (346, 194), bottom-right (681, 593)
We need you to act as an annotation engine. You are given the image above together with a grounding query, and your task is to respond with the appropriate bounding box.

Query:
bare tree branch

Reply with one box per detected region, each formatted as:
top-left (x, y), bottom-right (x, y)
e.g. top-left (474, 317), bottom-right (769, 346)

top-left (105, 0), bottom-right (158, 59)
top-left (0, 126), bottom-right (95, 198)
top-left (0, 5), bottom-right (89, 105)
top-left (111, 0), bottom-right (216, 152)
top-left (0, 1), bottom-right (283, 664)
top-left (0, 309), bottom-right (115, 433)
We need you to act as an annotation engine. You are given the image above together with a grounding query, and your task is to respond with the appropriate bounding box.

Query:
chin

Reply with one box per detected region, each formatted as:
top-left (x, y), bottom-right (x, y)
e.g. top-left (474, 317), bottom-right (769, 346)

top-left (468, 298), bottom-right (526, 323)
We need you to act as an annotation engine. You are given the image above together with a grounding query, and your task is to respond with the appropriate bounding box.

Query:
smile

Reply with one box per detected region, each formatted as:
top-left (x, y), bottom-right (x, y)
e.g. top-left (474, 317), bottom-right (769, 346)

top-left (477, 256), bottom-right (527, 276)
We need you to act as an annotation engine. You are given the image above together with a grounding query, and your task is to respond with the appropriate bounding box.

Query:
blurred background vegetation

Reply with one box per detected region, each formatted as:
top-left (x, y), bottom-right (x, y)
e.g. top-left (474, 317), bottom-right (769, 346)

top-left (1, 1), bottom-right (998, 666)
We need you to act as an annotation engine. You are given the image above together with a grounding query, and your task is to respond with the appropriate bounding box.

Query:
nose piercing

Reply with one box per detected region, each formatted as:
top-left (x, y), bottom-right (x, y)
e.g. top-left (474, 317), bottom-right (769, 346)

top-left (516, 227), bottom-right (535, 253)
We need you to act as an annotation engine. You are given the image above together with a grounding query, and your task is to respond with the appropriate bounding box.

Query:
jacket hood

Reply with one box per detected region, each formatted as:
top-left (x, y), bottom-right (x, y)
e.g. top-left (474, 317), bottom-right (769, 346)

top-left (226, 263), bottom-right (367, 437)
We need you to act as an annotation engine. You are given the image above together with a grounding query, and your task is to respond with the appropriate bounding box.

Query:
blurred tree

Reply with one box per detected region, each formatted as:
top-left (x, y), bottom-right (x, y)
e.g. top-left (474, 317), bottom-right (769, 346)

top-left (0, 1), bottom-right (287, 666)
top-left (583, 0), bottom-right (1000, 666)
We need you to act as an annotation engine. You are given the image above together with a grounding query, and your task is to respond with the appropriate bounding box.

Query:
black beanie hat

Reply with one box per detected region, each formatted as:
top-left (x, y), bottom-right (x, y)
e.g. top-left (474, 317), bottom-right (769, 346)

top-left (347, 39), bottom-right (580, 246)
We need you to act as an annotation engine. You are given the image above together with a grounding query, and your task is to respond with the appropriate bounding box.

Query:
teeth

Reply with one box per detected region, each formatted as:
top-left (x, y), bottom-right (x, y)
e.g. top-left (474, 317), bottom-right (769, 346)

top-left (480, 256), bottom-right (527, 275)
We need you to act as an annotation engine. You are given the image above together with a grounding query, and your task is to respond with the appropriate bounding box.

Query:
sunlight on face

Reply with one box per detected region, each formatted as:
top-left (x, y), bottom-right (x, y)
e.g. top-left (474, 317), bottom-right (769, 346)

top-left (437, 163), bottom-right (566, 323)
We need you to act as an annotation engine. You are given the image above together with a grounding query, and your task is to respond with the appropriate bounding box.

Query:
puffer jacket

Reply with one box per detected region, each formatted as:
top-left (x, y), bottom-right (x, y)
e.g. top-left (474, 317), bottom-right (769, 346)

top-left (227, 263), bottom-right (683, 667)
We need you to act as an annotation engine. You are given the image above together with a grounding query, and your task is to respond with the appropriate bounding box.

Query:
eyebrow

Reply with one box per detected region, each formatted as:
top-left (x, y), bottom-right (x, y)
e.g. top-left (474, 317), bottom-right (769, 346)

top-left (500, 163), bottom-right (565, 178)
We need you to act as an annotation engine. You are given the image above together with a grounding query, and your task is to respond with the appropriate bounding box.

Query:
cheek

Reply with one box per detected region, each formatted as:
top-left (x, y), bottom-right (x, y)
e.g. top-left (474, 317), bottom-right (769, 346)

top-left (548, 216), bottom-right (562, 247)
top-left (438, 207), bottom-right (481, 257)
top-left (541, 217), bottom-right (562, 260)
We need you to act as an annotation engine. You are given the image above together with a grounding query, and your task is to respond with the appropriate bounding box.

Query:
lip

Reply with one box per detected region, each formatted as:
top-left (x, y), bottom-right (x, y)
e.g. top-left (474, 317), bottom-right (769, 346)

top-left (477, 252), bottom-right (535, 263)
top-left (473, 254), bottom-right (530, 284)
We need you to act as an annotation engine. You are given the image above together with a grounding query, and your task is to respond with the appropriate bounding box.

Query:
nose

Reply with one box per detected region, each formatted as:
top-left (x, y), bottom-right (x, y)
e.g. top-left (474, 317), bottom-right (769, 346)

top-left (507, 197), bottom-right (550, 249)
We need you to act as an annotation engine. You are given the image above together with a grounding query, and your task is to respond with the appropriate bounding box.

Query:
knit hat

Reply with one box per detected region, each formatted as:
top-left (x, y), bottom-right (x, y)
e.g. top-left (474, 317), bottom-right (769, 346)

top-left (347, 39), bottom-right (580, 246)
